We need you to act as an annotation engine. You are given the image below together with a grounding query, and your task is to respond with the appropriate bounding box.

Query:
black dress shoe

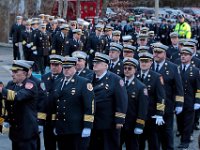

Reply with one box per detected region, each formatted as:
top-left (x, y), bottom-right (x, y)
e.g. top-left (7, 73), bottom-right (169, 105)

top-left (177, 143), bottom-right (189, 149)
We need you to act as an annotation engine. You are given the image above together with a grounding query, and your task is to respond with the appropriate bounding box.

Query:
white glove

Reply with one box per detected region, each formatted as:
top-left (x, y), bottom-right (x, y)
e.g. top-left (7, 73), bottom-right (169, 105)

top-left (194, 103), bottom-right (200, 110)
top-left (134, 128), bottom-right (143, 135)
top-left (53, 128), bottom-right (57, 135)
top-left (38, 125), bottom-right (43, 132)
top-left (33, 51), bottom-right (38, 55)
top-left (152, 115), bottom-right (165, 126)
top-left (175, 107), bottom-right (183, 115)
top-left (81, 128), bottom-right (91, 137)
top-left (26, 43), bottom-right (31, 48)
top-left (8, 40), bottom-right (12, 44)
top-left (15, 43), bottom-right (19, 47)
top-left (90, 49), bottom-right (94, 54)
top-left (3, 122), bottom-right (10, 128)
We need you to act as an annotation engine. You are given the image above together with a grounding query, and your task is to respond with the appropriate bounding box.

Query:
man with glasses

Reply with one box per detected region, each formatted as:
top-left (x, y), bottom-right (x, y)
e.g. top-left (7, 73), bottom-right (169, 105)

top-left (137, 34), bottom-right (148, 47)
top-left (89, 52), bottom-right (128, 150)
top-left (120, 57), bottom-right (149, 150)
top-left (0, 60), bottom-right (38, 150)
top-left (52, 56), bottom-right (94, 150)
top-left (136, 52), bottom-right (166, 150)
top-left (152, 43), bottom-right (184, 150)
top-left (122, 45), bottom-right (136, 59)
top-left (41, 55), bottom-right (64, 150)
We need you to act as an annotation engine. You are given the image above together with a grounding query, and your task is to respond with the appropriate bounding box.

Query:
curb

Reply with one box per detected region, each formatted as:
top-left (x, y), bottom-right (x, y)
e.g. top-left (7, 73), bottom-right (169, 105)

top-left (0, 42), bottom-right (12, 48)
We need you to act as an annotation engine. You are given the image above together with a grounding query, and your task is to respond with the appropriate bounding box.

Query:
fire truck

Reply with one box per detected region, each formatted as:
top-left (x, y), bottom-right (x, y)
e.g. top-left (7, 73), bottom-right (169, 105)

top-left (52, 0), bottom-right (103, 20)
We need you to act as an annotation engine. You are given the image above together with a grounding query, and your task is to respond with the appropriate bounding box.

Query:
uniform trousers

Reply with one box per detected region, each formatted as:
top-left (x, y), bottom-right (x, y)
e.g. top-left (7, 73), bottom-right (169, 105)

top-left (120, 128), bottom-right (140, 150)
top-left (158, 113), bottom-right (174, 150)
top-left (139, 118), bottom-right (160, 150)
top-left (43, 124), bottom-right (57, 150)
top-left (177, 109), bottom-right (194, 146)
top-left (89, 128), bottom-right (121, 150)
top-left (12, 138), bottom-right (37, 150)
top-left (57, 133), bottom-right (81, 150)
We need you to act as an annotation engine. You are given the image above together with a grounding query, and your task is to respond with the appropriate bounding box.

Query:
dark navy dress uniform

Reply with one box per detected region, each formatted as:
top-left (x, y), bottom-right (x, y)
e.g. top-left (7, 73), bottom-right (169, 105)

top-left (21, 30), bottom-right (33, 60)
top-left (41, 71), bottom-right (64, 150)
top-left (177, 64), bottom-right (200, 148)
top-left (121, 71), bottom-right (149, 150)
top-left (174, 57), bottom-right (200, 69)
top-left (51, 31), bottom-right (69, 55)
top-left (9, 23), bottom-right (24, 60)
top-left (77, 68), bottom-right (94, 81)
top-left (152, 60), bottom-right (184, 150)
top-left (89, 70), bottom-right (128, 150)
top-left (86, 33), bottom-right (104, 69)
top-left (109, 59), bottom-right (124, 78)
top-left (52, 74), bottom-right (95, 150)
top-left (136, 69), bottom-right (166, 150)
top-left (2, 78), bottom-right (38, 150)
top-left (32, 29), bottom-right (52, 74)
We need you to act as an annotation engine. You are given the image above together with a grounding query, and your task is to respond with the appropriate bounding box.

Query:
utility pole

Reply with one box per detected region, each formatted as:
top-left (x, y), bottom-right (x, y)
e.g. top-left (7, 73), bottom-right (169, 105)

top-left (155, 0), bottom-right (159, 20)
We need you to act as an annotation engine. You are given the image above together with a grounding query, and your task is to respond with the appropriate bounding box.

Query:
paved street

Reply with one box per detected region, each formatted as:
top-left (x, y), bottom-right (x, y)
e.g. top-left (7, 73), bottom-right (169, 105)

top-left (0, 46), bottom-right (199, 150)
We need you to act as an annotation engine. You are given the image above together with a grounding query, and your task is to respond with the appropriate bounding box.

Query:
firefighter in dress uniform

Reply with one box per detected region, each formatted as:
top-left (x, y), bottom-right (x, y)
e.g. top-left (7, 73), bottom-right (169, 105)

top-left (136, 52), bottom-right (166, 150)
top-left (152, 43), bottom-right (184, 150)
top-left (108, 42), bottom-right (124, 78)
top-left (120, 57), bottom-right (149, 150)
top-left (52, 56), bottom-right (95, 150)
top-left (72, 51), bottom-right (94, 81)
top-left (176, 47), bottom-right (200, 149)
top-left (89, 52), bottom-right (128, 150)
top-left (41, 55), bottom-right (64, 150)
top-left (0, 60), bottom-right (38, 150)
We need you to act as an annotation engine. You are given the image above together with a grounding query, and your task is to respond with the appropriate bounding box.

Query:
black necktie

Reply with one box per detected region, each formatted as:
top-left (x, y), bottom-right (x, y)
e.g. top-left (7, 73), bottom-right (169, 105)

top-left (110, 63), bottom-right (114, 70)
top-left (182, 65), bottom-right (186, 74)
top-left (125, 80), bottom-right (129, 86)
top-left (141, 74), bottom-right (145, 82)
top-left (155, 64), bottom-right (160, 72)
top-left (181, 65), bottom-right (186, 80)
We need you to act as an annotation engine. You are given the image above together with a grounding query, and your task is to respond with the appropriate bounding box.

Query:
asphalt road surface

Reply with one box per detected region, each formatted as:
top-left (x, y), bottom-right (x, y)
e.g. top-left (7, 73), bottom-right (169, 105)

top-left (0, 46), bottom-right (199, 150)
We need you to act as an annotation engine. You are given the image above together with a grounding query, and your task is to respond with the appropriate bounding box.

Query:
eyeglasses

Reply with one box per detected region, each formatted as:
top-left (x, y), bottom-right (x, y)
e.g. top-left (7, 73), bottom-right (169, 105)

top-left (50, 63), bottom-right (60, 66)
top-left (124, 67), bottom-right (133, 71)
top-left (139, 60), bottom-right (151, 63)
top-left (140, 39), bottom-right (145, 41)
top-left (63, 66), bottom-right (73, 69)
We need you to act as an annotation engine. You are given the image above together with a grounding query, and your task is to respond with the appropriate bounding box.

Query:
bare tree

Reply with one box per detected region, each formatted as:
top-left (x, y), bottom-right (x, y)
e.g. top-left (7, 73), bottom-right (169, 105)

top-left (96, 0), bottom-right (101, 16)
top-left (58, 0), bottom-right (63, 17)
top-left (77, 0), bottom-right (81, 18)
top-left (63, 0), bottom-right (68, 19)
top-left (35, 0), bottom-right (42, 14)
